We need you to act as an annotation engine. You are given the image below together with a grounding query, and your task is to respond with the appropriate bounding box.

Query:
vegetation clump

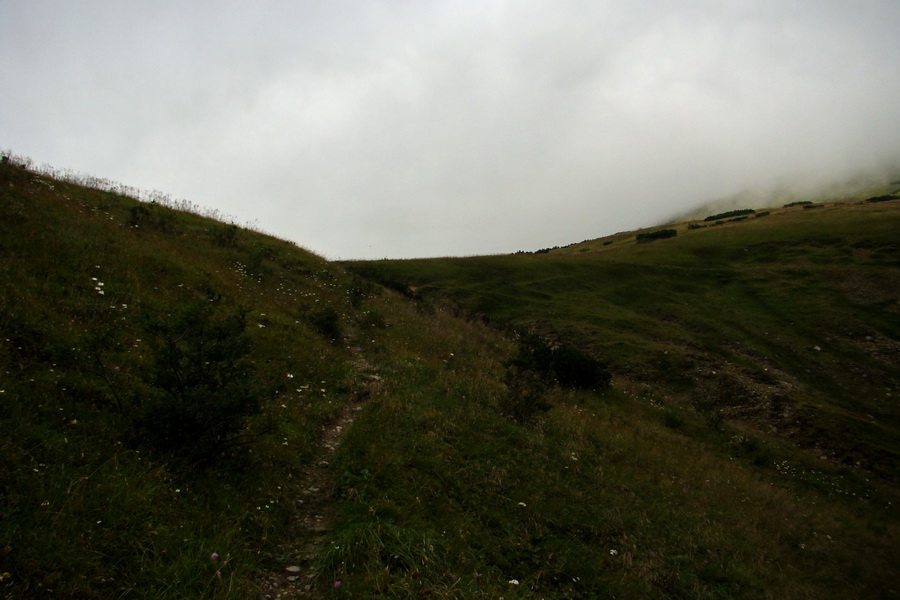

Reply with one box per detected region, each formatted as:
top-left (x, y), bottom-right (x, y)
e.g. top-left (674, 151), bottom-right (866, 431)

top-left (134, 296), bottom-right (268, 463)
top-left (865, 194), bottom-right (898, 203)
top-left (212, 222), bottom-right (239, 247)
top-left (127, 201), bottom-right (177, 232)
top-left (636, 228), bottom-right (677, 242)
top-left (507, 333), bottom-right (611, 391)
top-left (499, 333), bottom-right (611, 422)
top-left (309, 305), bottom-right (343, 342)
top-left (704, 208), bottom-right (755, 221)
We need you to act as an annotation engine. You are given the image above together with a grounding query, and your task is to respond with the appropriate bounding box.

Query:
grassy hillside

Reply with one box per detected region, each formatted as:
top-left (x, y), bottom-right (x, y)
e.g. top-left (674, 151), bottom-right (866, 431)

top-left (2, 156), bottom-right (899, 599)
top-left (344, 192), bottom-right (900, 597)
top-left (345, 195), bottom-right (900, 474)
top-left (0, 159), bottom-right (393, 598)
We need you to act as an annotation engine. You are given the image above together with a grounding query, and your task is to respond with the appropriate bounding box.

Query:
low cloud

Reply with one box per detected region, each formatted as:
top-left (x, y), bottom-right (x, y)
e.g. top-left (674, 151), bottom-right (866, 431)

top-left (3, 1), bottom-right (900, 258)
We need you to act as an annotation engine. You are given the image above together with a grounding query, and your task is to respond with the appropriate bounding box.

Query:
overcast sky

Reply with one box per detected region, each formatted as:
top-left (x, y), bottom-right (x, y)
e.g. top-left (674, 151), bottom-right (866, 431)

top-left (3, 1), bottom-right (900, 259)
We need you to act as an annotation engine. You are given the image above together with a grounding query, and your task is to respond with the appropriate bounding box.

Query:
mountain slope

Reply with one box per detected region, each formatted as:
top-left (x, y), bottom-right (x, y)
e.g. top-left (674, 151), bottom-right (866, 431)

top-left (2, 158), bottom-right (899, 599)
top-left (343, 192), bottom-right (900, 597)
top-left (345, 196), bottom-right (900, 476)
top-left (0, 159), bottom-right (393, 597)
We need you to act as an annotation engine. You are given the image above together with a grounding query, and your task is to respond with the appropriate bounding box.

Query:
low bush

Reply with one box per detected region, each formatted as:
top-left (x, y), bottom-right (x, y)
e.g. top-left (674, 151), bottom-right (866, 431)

top-left (728, 433), bottom-right (772, 467)
top-left (501, 333), bottom-right (612, 422)
top-left (865, 195), bottom-right (898, 204)
top-left (309, 306), bottom-right (343, 342)
top-left (127, 201), bottom-right (177, 232)
top-left (212, 222), bottom-right (239, 247)
top-left (134, 296), bottom-right (268, 463)
top-left (636, 229), bottom-right (677, 243)
top-left (704, 209), bottom-right (755, 222)
top-left (662, 409), bottom-right (686, 429)
top-left (508, 333), bottom-right (611, 391)
top-left (128, 203), bottom-right (152, 226)
top-left (551, 344), bottom-right (612, 389)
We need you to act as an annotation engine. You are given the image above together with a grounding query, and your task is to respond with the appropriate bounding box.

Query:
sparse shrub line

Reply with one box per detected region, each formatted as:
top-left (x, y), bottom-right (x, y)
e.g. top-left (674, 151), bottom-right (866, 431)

top-left (636, 228), bottom-right (677, 242)
top-left (704, 208), bottom-right (755, 222)
top-left (865, 194), bottom-right (899, 203)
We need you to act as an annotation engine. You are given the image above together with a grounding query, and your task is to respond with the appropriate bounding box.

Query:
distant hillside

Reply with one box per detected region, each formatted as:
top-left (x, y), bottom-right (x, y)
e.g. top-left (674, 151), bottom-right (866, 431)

top-left (662, 169), bottom-right (900, 225)
top-left (345, 189), bottom-right (900, 597)
top-left (3, 156), bottom-right (899, 599)
top-left (346, 193), bottom-right (900, 473)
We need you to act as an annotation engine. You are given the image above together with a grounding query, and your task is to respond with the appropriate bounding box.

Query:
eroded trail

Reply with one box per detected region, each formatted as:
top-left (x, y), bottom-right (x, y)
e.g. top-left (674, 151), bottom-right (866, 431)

top-left (258, 353), bottom-right (380, 599)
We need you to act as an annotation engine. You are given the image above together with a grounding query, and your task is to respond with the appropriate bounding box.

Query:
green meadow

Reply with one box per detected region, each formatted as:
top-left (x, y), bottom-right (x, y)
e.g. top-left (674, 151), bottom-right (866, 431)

top-left (2, 157), bottom-right (898, 598)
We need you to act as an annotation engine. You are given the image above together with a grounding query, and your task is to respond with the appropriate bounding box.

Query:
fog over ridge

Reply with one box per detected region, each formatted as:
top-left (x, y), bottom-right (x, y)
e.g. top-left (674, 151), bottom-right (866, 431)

top-left (2, 1), bottom-right (899, 258)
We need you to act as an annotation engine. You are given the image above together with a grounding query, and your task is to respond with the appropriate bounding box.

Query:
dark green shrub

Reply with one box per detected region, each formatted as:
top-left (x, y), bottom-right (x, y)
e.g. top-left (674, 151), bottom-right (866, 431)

top-left (135, 297), bottom-right (265, 462)
top-left (662, 410), bottom-right (685, 429)
top-left (755, 211), bottom-right (770, 218)
top-left (636, 229), bottom-right (677, 243)
top-left (783, 201), bottom-right (812, 208)
top-left (309, 306), bottom-right (342, 342)
top-left (729, 433), bottom-right (772, 467)
top-left (865, 195), bottom-right (898, 204)
top-left (127, 201), bottom-right (177, 232)
top-left (212, 223), bottom-right (239, 247)
top-left (127, 204), bottom-right (152, 226)
top-left (704, 209), bottom-right (755, 222)
top-left (508, 333), bottom-right (611, 391)
top-left (501, 334), bottom-right (610, 422)
top-left (551, 344), bottom-right (612, 389)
